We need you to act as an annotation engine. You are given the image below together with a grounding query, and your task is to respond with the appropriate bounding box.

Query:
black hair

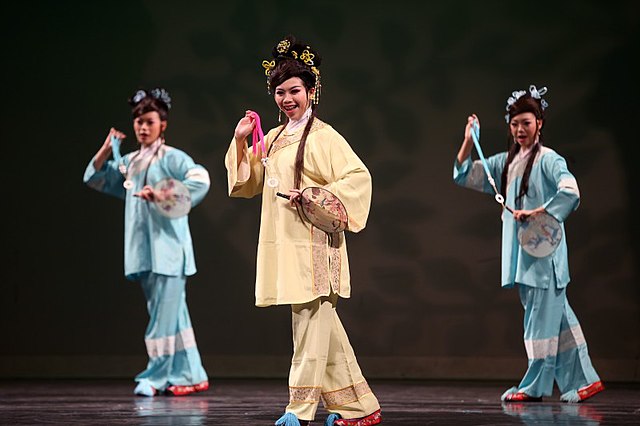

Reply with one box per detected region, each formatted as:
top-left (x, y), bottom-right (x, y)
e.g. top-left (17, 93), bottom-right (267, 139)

top-left (500, 95), bottom-right (545, 204)
top-left (128, 88), bottom-right (171, 121)
top-left (266, 35), bottom-right (322, 189)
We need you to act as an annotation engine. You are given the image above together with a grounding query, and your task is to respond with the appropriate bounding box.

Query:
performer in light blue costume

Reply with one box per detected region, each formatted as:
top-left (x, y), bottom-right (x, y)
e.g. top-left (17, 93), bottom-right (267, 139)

top-left (84, 88), bottom-right (210, 397)
top-left (453, 85), bottom-right (603, 403)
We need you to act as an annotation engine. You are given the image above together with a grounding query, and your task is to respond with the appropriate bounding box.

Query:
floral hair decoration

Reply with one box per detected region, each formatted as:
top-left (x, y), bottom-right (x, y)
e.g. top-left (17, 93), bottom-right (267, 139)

top-left (261, 36), bottom-right (322, 105)
top-left (504, 84), bottom-right (548, 123)
top-left (130, 88), bottom-right (172, 110)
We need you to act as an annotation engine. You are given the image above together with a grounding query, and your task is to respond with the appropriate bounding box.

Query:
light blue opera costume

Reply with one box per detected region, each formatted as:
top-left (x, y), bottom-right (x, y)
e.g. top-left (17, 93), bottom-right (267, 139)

top-left (453, 146), bottom-right (600, 399)
top-left (84, 138), bottom-right (210, 393)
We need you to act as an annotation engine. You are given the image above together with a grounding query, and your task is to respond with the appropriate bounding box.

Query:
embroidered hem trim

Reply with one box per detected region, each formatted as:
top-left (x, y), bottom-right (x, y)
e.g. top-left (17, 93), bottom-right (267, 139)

top-left (289, 385), bottom-right (322, 403)
top-left (322, 381), bottom-right (373, 408)
top-left (311, 227), bottom-right (341, 296)
top-left (269, 119), bottom-right (327, 156)
top-left (145, 327), bottom-right (197, 358)
top-left (524, 325), bottom-right (585, 359)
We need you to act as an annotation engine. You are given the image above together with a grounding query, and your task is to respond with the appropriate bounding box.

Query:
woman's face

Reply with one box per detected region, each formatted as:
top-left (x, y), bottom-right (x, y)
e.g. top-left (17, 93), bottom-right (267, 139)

top-left (509, 112), bottom-right (542, 149)
top-left (133, 111), bottom-right (166, 146)
top-left (274, 77), bottom-right (315, 122)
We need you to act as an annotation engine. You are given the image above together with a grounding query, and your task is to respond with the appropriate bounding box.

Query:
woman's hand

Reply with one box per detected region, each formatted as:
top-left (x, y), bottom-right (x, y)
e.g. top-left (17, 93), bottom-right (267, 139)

top-left (464, 114), bottom-right (479, 145)
top-left (234, 110), bottom-right (257, 167)
top-left (133, 185), bottom-right (157, 202)
top-left (513, 207), bottom-right (545, 222)
top-left (94, 127), bottom-right (127, 170)
top-left (101, 127), bottom-right (127, 151)
top-left (234, 110), bottom-right (257, 141)
top-left (286, 188), bottom-right (303, 207)
top-left (457, 114), bottom-right (478, 164)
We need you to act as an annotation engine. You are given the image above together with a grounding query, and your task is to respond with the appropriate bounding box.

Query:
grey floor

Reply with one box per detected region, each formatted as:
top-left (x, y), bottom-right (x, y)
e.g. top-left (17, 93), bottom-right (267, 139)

top-left (0, 379), bottom-right (637, 425)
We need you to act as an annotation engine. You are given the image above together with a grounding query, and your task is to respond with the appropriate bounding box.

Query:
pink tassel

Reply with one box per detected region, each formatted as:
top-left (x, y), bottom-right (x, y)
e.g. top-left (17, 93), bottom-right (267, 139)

top-left (248, 110), bottom-right (265, 157)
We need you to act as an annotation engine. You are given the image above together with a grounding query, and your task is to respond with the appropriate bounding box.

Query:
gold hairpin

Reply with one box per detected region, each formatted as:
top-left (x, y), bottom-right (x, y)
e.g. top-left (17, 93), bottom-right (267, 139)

top-left (299, 50), bottom-right (314, 66)
top-left (276, 40), bottom-right (290, 53)
top-left (262, 60), bottom-right (275, 76)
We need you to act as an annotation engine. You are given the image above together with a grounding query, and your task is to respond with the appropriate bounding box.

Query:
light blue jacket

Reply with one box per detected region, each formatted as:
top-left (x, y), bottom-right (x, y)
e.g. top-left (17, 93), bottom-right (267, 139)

top-left (84, 143), bottom-right (210, 280)
top-left (454, 146), bottom-right (579, 289)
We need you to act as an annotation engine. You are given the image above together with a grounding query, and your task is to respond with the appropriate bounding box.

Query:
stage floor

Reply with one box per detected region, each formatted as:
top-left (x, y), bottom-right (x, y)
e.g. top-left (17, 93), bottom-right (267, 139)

top-left (0, 379), bottom-right (638, 425)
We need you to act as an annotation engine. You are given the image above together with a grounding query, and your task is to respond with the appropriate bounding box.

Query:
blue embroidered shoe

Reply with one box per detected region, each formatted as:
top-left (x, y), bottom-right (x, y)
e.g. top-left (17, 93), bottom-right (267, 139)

top-left (325, 413), bottom-right (341, 425)
top-left (275, 412), bottom-right (310, 426)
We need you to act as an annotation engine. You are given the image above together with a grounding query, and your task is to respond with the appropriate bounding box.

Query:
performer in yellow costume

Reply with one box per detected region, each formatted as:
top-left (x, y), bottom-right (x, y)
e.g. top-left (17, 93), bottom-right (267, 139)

top-left (225, 35), bottom-right (382, 426)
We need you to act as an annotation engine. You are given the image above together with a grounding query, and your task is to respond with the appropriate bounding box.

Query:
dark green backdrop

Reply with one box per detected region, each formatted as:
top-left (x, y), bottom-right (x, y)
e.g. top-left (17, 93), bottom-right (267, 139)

top-left (2, 1), bottom-right (638, 382)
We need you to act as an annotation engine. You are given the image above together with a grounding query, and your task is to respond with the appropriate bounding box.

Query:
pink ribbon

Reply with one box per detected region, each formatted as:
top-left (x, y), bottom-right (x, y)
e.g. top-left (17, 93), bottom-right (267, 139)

top-left (249, 110), bottom-right (265, 157)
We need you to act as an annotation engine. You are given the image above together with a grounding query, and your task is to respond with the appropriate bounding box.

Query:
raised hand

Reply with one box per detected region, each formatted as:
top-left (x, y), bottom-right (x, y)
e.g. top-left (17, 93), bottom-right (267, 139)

top-left (94, 127), bottom-right (127, 171)
top-left (234, 110), bottom-right (257, 142)
top-left (457, 114), bottom-right (479, 164)
top-left (464, 114), bottom-right (479, 145)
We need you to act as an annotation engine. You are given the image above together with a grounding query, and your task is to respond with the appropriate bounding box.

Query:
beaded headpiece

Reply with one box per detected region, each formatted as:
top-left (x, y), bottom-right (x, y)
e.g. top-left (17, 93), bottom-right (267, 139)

top-left (129, 88), bottom-right (172, 110)
top-left (504, 84), bottom-right (548, 123)
top-left (261, 35), bottom-right (322, 105)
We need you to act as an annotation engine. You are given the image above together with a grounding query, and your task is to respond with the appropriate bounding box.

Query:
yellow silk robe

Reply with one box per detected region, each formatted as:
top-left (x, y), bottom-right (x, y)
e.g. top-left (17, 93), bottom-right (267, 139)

top-left (225, 118), bottom-right (372, 307)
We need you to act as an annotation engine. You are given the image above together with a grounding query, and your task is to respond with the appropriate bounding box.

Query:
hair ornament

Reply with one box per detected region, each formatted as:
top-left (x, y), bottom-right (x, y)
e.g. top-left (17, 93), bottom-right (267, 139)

top-left (150, 88), bottom-right (172, 109)
top-left (529, 85), bottom-right (547, 99)
top-left (262, 60), bottom-right (275, 76)
top-left (504, 84), bottom-right (549, 123)
top-left (129, 88), bottom-right (172, 110)
top-left (262, 35), bottom-right (322, 104)
top-left (299, 49), bottom-right (315, 66)
top-left (132, 90), bottom-right (147, 104)
top-left (276, 39), bottom-right (290, 54)
top-left (529, 85), bottom-right (549, 110)
top-left (506, 90), bottom-right (527, 109)
top-left (310, 66), bottom-right (321, 105)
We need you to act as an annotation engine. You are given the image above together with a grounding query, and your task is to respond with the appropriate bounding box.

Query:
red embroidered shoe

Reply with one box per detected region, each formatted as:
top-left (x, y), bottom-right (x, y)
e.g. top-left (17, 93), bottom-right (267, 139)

top-left (194, 381), bottom-right (210, 392)
top-left (166, 381), bottom-right (209, 396)
top-left (333, 409), bottom-right (382, 426)
top-left (560, 381), bottom-right (605, 403)
top-left (503, 391), bottom-right (542, 402)
top-left (577, 381), bottom-right (605, 401)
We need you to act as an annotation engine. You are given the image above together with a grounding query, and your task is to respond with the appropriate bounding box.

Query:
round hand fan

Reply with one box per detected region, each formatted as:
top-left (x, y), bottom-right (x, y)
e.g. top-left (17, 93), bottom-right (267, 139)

top-left (277, 187), bottom-right (348, 233)
top-left (517, 212), bottom-right (563, 258)
top-left (153, 178), bottom-right (192, 218)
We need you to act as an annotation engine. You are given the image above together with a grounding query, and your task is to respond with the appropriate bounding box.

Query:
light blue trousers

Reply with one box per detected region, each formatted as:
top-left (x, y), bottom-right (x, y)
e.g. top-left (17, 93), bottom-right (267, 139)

top-left (516, 284), bottom-right (600, 397)
top-left (135, 273), bottom-right (208, 391)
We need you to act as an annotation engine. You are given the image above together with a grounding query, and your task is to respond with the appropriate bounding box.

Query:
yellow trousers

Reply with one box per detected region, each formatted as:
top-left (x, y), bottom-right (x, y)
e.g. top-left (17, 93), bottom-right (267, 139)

top-left (286, 293), bottom-right (380, 421)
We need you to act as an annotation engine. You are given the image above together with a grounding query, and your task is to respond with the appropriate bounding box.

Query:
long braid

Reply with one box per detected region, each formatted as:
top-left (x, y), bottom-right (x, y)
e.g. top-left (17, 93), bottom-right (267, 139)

top-left (518, 141), bottom-right (541, 203)
top-left (500, 129), bottom-right (544, 206)
top-left (500, 141), bottom-right (520, 198)
top-left (267, 124), bottom-right (287, 155)
top-left (293, 105), bottom-right (316, 189)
